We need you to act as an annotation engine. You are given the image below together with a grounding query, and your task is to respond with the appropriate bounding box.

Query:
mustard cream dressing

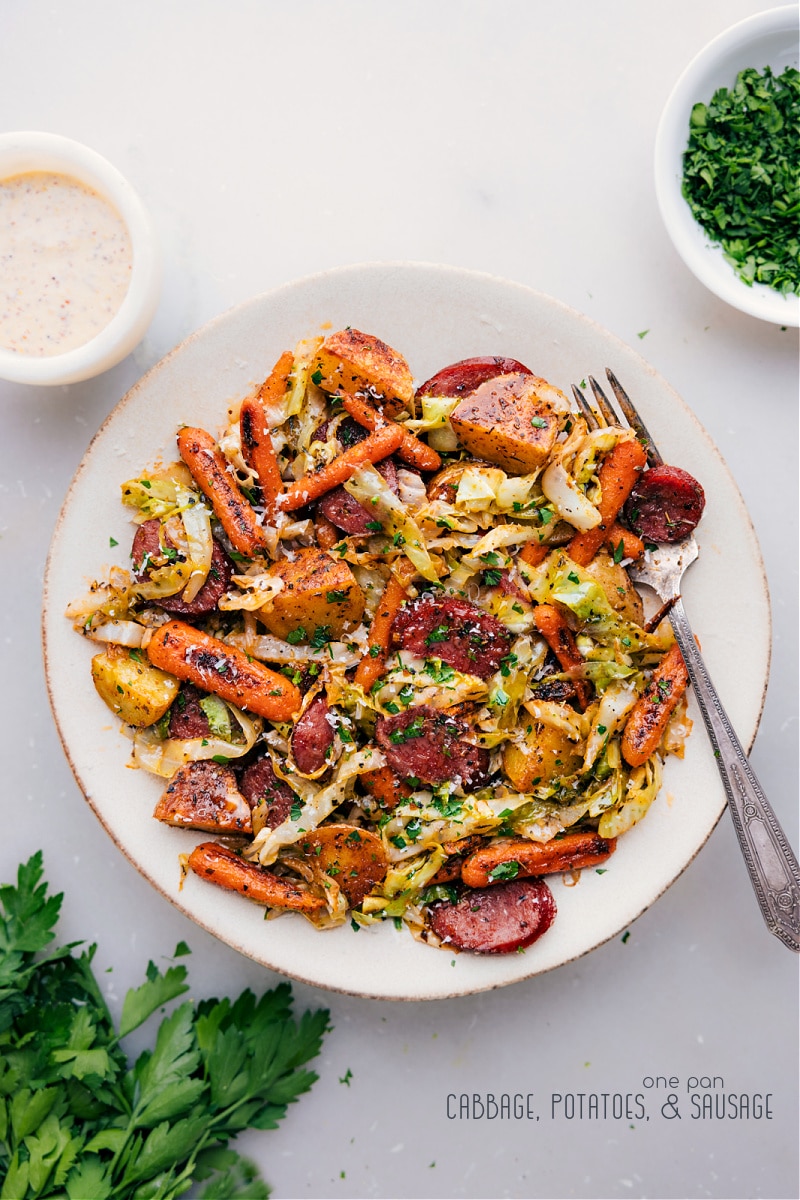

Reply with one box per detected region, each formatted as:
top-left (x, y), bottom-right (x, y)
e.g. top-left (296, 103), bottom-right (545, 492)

top-left (0, 171), bottom-right (133, 356)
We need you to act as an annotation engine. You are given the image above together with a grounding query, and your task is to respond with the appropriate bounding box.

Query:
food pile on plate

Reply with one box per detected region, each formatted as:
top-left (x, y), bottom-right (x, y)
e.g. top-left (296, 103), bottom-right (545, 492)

top-left (68, 328), bottom-right (704, 954)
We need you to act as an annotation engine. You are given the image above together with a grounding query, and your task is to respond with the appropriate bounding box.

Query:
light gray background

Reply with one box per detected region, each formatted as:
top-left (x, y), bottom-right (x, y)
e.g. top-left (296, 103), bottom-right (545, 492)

top-left (1, 3), bottom-right (797, 1198)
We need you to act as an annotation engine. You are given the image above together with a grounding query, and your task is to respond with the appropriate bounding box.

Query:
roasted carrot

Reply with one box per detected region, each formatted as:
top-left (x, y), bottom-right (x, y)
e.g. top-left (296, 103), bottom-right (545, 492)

top-left (257, 348), bottom-right (294, 406)
top-left (621, 643), bottom-right (689, 767)
top-left (277, 424), bottom-right (405, 512)
top-left (461, 831), bottom-right (616, 888)
top-left (147, 620), bottom-right (301, 722)
top-left (607, 521), bottom-right (645, 561)
top-left (187, 842), bottom-right (325, 912)
top-left (314, 512), bottom-right (341, 550)
top-left (177, 426), bottom-right (267, 557)
top-left (353, 562), bottom-right (416, 692)
top-left (341, 392), bottom-right (441, 472)
top-left (360, 765), bottom-right (412, 810)
top-left (533, 602), bottom-right (591, 710)
top-left (567, 438), bottom-right (648, 566)
top-left (239, 350), bottom-right (293, 514)
top-left (519, 542), bottom-right (549, 570)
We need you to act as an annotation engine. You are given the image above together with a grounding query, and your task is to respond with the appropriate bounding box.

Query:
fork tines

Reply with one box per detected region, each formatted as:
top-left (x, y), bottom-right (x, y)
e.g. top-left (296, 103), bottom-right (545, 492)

top-left (571, 371), bottom-right (663, 468)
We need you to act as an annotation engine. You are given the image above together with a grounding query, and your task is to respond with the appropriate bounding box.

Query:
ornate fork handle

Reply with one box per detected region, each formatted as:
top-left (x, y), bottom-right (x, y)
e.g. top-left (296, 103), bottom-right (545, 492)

top-left (668, 597), bottom-right (800, 951)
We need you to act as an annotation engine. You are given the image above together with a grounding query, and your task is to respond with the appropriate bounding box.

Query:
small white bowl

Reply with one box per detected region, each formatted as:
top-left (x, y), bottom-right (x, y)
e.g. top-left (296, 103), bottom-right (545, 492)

top-left (654, 7), bottom-right (799, 326)
top-left (0, 132), bottom-right (162, 385)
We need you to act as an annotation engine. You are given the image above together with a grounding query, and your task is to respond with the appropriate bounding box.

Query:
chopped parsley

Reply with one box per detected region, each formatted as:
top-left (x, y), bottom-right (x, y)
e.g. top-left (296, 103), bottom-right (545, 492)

top-left (488, 860), bottom-right (521, 881)
top-left (681, 65), bottom-right (800, 295)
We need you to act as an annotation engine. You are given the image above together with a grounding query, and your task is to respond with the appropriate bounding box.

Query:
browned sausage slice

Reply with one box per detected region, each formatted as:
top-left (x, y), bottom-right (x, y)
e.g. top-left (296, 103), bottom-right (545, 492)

top-left (317, 457), bottom-right (398, 534)
top-left (168, 685), bottom-right (212, 739)
top-left (416, 356), bottom-right (532, 399)
top-left (131, 519), bottom-right (233, 616)
top-left (291, 694), bottom-right (336, 774)
top-left (374, 705), bottom-right (490, 788)
top-left (428, 878), bottom-right (556, 954)
top-left (154, 761), bottom-right (252, 833)
top-left (392, 595), bottom-right (513, 680)
top-left (238, 753), bottom-right (295, 829)
top-left (624, 464), bottom-right (705, 543)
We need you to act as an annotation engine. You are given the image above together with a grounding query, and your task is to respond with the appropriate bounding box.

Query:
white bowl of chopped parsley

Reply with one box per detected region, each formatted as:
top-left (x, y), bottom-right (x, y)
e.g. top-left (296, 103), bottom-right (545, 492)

top-left (655, 6), bottom-right (799, 326)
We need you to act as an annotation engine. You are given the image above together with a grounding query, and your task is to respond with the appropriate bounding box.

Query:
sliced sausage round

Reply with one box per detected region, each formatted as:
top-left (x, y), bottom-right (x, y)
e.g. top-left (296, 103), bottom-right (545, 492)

top-left (317, 456), bottom-right (398, 534)
top-left (392, 595), bottom-right (512, 680)
top-left (131, 518), bottom-right (233, 615)
top-left (375, 704), bottom-right (490, 788)
top-left (168, 684), bottom-right (212, 740)
top-left (428, 878), bottom-right (556, 954)
top-left (416, 356), bottom-right (533, 399)
top-left (291, 694), bottom-right (336, 774)
top-left (238, 753), bottom-right (295, 829)
top-left (624, 464), bottom-right (705, 543)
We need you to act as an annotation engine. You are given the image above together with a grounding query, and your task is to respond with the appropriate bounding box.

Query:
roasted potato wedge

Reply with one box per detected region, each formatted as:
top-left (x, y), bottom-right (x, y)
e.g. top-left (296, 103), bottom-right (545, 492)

top-left (258, 547), bottom-right (365, 641)
top-left (312, 328), bottom-right (414, 418)
top-left (503, 720), bottom-right (583, 791)
top-left (154, 761), bottom-right (252, 833)
top-left (450, 373), bottom-right (562, 474)
top-left (91, 648), bottom-right (179, 727)
top-left (582, 550), bottom-right (645, 626)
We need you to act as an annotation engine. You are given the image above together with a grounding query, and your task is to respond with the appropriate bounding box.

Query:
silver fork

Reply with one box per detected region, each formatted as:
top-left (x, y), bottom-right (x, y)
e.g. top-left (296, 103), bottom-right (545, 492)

top-left (572, 371), bottom-right (800, 952)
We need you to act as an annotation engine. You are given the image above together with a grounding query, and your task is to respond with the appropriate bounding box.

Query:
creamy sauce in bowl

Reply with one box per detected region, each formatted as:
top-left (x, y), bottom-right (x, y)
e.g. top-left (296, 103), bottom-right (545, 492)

top-left (0, 171), bottom-right (133, 356)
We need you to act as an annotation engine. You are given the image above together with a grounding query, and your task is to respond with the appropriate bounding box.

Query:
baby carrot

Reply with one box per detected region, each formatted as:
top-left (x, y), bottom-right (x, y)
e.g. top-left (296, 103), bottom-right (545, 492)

top-left (533, 602), bottom-right (591, 710)
top-left (177, 426), bottom-right (267, 557)
top-left (147, 619), bottom-right (301, 722)
top-left (353, 562), bottom-right (416, 692)
top-left (277, 424), bottom-right (404, 511)
top-left (341, 392), bottom-right (441, 472)
top-left (621, 643), bottom-right (689, 767)
top-left (461, 831), bottom-right (616, 887)
top-left (568, 438), bottom-right (647, 566)
top-left (188, 842), bottom-right (325, 912)
top-left (239, 350), bottom-right (293, 514)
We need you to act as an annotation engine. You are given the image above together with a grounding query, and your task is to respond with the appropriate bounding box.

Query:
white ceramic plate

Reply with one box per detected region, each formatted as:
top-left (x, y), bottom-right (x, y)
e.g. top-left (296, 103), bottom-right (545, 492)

top-left (654, 6), bottom-right (800, 326)
top-left (43, 262), bottom-right (770, 999)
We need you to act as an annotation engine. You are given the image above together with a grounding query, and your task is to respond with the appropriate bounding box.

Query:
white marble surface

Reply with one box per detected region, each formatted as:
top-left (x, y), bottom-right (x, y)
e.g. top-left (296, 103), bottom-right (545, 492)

top-left (1, 3), bottom-right (797, 1198)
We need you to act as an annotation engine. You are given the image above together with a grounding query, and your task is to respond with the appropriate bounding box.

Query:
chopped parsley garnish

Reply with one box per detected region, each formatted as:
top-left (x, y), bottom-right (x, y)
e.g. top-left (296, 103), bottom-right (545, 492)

top-left (488, 860), bottom-right (521, 881)
top-left (286, 628), bottom-right (306, 644)
top-left (681, 65), bottom-right (800, 295)
top-left (482, 569), bottom-right (502, 587)
top-left (424, 623), bottom-right (451, 646)
top-left (311, 368), bottom-right (323, 385)
top-left (326, 590), bottom-right (348, 603)
top-left (290, 800), bottom-right (303, 822)
top-left (388, 714), bottom-right (425, 744)
top-left (310, 625), bottom-right (333, 649)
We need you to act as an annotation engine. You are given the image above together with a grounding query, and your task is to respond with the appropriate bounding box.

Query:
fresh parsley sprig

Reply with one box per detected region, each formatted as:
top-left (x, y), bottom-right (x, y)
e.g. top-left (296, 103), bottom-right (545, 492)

top-left (0, 853), bottom-right (329, 1199)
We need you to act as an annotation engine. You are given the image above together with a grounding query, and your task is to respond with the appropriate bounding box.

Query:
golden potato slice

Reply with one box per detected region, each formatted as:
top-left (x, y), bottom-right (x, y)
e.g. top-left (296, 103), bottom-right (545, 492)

top-left (313, 328), bottom-right (414, 418)
top-left (450, 373), bottom-right (561, 474)
top-left (258, 547), bottom-right (365, 641)
top-left (296, 824), bottom-right (388, 906)
top-left (503, 720), bottom-right (583, 791)
top-left (582, 550), bottom-right (644, 626)
top-left (91, 649), bottom-right (180, 727)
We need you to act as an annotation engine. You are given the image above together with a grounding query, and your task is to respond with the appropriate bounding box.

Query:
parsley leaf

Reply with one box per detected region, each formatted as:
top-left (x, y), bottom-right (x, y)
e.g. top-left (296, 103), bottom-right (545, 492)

top-left (0, 853), bottom-right (329, 1200)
